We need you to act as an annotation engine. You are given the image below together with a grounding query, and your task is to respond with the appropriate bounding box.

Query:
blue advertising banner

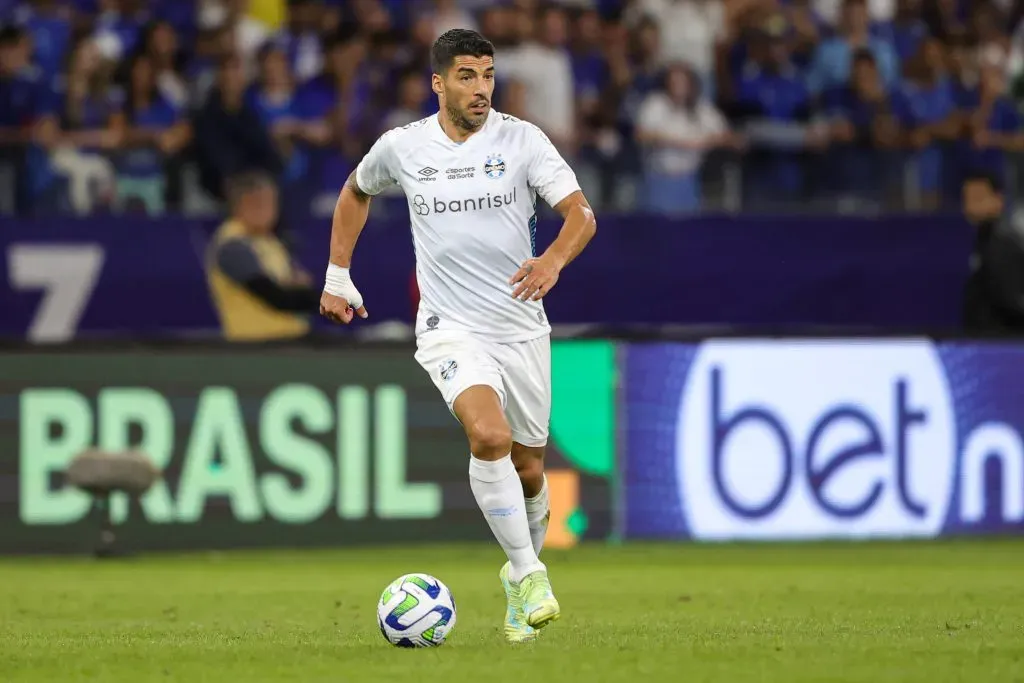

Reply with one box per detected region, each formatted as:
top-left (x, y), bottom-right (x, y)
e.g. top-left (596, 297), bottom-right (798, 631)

top-left (622, 340), bottom-right (1024, 540)
top-left (0, 215), bottom-right (972, 341)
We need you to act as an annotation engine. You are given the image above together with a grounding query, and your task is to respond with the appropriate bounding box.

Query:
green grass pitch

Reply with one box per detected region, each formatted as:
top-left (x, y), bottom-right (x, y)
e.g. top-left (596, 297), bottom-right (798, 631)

top-left (1, 540), bottom-right (1021, 682)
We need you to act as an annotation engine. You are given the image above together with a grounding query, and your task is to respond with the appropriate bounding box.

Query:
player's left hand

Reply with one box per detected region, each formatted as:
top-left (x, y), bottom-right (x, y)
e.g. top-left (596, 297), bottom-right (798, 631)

top-left (510, 255), bottom-right (561, 302)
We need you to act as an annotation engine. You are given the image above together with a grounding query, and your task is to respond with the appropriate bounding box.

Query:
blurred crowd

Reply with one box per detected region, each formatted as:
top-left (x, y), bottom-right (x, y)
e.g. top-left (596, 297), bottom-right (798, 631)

top-left (2, 0), bottom-right (1024, 218)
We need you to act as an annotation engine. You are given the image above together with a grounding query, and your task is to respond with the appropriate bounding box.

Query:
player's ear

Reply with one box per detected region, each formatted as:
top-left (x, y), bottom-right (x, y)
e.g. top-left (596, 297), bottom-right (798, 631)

top-left (431, 73), bottom-right (444, 96)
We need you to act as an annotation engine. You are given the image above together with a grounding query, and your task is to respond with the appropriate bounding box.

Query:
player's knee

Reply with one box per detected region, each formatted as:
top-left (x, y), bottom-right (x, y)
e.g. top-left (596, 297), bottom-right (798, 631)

top-left (467, 422), bottom-right (513, 460)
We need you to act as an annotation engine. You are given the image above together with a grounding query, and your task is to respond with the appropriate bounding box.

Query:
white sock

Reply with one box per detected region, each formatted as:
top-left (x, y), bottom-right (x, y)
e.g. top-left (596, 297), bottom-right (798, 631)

top-left (524, 474), bottom-right (550, 556)
top-left (469, 454), bottom-right (545, 583)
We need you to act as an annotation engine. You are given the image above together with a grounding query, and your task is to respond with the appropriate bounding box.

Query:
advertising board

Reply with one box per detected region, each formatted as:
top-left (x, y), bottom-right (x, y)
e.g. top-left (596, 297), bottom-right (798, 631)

top-left (1, 342), bottom-right (615, 554)
top-left (622, 340), bottom-right (1024, 540)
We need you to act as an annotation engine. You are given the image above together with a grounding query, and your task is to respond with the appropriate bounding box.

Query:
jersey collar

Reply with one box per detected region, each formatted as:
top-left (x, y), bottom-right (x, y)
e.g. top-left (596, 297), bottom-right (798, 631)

top-left (432, 109), bottom-right (497, 147)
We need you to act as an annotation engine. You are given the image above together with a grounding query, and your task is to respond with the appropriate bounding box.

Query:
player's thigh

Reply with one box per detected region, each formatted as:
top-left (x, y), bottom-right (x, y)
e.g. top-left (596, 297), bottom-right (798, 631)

top-left (414, 332), bottom-right (511, 454)
top-left (498, 335), bottom-right (552, 449)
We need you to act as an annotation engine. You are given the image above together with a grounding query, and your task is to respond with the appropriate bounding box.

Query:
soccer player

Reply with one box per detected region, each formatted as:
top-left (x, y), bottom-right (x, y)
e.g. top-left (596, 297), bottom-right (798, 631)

top-left (318, 29), bottom-right (596, 642)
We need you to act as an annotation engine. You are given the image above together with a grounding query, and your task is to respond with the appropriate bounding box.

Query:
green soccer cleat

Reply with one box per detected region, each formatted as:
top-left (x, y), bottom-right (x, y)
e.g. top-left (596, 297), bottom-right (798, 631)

top-left (519, 568), bottom-right (561, 630)
top-left (499, 562), bottom-right (537, 643)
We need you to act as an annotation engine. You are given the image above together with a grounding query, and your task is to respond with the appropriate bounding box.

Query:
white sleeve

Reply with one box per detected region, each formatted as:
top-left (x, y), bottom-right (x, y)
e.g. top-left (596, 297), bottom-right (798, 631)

top-left (354, 131), bottom-right (398, 196)
top-left (526, 124), bottom-right (581, 208)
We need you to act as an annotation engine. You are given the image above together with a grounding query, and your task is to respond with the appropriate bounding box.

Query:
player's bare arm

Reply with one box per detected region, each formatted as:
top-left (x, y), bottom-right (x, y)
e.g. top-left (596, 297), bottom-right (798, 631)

top-left (510, 190), bottom-right (597, 302)
top-left (320, 171), bottom-right (371, 323)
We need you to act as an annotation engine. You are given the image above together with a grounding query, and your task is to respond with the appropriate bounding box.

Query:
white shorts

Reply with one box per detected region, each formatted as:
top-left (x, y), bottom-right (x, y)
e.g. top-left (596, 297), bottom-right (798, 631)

top-left (414, 331), bottom-right (551, 447)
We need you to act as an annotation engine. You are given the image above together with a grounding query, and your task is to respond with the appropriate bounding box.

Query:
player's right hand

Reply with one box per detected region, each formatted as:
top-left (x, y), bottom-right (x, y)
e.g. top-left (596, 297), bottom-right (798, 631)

top-left (320, 290), bottom-right (368, 324)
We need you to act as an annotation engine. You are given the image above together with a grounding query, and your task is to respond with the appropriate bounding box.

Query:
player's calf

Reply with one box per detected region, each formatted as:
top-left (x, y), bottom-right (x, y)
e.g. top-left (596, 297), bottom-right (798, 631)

top-left (457, 386), bottom-right (543, 582)
top-left (512, 445), bottom-right (549, 556)
top-left (511, 445), bottom-right (545, 496)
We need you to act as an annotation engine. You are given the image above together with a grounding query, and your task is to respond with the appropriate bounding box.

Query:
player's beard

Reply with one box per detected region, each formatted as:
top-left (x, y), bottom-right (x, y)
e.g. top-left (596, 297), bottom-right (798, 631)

top-left (446, 101), bottom-right (486, 132)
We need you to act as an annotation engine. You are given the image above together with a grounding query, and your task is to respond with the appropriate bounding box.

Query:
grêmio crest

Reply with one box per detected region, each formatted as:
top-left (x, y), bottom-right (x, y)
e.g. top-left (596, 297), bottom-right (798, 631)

top-left (483, 154), bottom-right (506, 179)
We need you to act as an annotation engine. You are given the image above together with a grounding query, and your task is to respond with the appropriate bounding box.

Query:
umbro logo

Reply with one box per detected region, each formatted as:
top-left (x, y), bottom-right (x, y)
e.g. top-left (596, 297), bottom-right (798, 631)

top-left (417, 167), bottom-right (439, 182)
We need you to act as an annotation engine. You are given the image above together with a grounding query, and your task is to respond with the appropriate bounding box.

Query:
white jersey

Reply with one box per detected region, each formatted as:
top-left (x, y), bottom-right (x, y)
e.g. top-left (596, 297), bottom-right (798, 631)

top-left (354, 110), bottom-right (581, 342)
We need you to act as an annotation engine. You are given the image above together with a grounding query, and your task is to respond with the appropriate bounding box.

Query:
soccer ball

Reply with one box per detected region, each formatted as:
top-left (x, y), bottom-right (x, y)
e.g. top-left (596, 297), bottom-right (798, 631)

top-left (377, 573), bottom-right (457, 647)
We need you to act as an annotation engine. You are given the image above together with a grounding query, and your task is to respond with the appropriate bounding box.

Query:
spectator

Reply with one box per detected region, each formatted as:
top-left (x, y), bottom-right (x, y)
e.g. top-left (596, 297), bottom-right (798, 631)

top-left (576, 18), bottom-right (657, 211)
top-left (426, 0), bottom-right (476, 40)
top-left (197, 0), bottom-right (271, 74)
top-left (92, 0), bottom-right (149, 62)
top-left (479, 4), bottom-right (515, 49)
top-left (113, 51), bottom-right (190, 214)
top-left (363, 29), bottom-right (404, 110)
top-left (782, 0), bottom-right (827, 69)
top-left (808, 0), bottom-right (899, 95)
top-left (246, 43), bottom-right (316, 185)
top-left (314, 104), bottom-right (358, 215)
top-left (570, 8), bottom-right (608, 121)
top-left (823, 49), bottom-right (903, 203)
top-left (138, 19), bottom-right (188, 108)
top-left (382, 68), bottom-right (431, 130)
top-left (873, 0), bottom-right (929, 64)
top-left (1, 0), bottom-right (1020, 217)
top-left (635, 62), bottom-right (739, 214)
top-left (349, 0), bottom-right (392, 35)
top-left (153, 0), bottom-right (201, 44)
top-left (193, 53), bottom-right (282, 201)
top-left (608, 15), bottom-right (662, 147)
top-left (501, 4), bottom-right (576, 152)
top-left (332, 67), bottom-right (431, 210)
top-left (626, 0), bottom-right (728, 94)
top-left (892, 36), bottom-right (958, 208)
top-left (813, 0), bottom-right (895, 27)
top-left (405, 14), bottom-right (438, 78)
top-left (924, 0), bottom-right (966, 40)
top-left (48, 37), bottom-right (124, 214)
top-left (0, 24), bottom-right (53, 213)
top-left (948, 33), bottom-right (979, 106)
top-left (971, 1), bottom-right (1009, 72)
top-left (190, 22), bottom-right (237, 104)
top-left (732, 18), bottom-right (825, 205)
top-left (961, 171), bottom-right (1024, 333)
top-left (15, 0), bottom-right (73, 80)
top-left (295, 30), bottom-right (370, 162)
top-left (205, 170), bottom-right (317, 342)
top-left (275, 0), bottom-right (323, 83)
top-left (966, 64), bottom-right (1023, 182)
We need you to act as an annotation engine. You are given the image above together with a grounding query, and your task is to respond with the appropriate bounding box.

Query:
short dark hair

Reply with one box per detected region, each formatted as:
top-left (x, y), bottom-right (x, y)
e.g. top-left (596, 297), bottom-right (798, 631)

top-left (226, 170), bottom-right (276, 208)
top-left (964, 170), bottom-right (1003, 195)
top-left (430, 29), bottom-right (494, 75)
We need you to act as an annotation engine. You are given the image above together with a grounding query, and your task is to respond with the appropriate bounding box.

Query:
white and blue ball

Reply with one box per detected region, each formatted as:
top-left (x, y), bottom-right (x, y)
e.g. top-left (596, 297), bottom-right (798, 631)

top-left (377, 573), bottom-right (457, 648)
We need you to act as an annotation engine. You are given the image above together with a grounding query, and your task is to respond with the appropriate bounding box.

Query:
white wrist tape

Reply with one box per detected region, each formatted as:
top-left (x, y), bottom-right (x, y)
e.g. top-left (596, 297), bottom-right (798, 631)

top-left (324, 264), bottom-right (364, 309)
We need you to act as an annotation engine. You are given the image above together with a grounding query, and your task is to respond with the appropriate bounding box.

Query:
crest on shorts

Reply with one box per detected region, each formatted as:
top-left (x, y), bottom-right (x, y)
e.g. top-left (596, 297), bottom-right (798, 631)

top-left (483, 154), bottom-right (506, 179)
top-left (426, 315), bottom-right (439, 330)
top-left (439, 359), bottom-right (458, 381)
